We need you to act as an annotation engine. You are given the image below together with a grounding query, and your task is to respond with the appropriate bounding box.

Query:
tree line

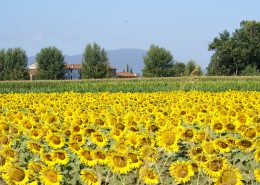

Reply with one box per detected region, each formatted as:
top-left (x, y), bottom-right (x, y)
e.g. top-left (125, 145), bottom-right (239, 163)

top-left (0, 20), bottom-right (259, 80)
top-left (208, 20), bottom-right (260, 76)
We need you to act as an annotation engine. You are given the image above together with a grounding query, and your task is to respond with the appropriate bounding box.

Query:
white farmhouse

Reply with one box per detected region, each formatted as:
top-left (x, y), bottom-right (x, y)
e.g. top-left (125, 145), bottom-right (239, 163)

top-left (65, 64), bottom-right (81, 80)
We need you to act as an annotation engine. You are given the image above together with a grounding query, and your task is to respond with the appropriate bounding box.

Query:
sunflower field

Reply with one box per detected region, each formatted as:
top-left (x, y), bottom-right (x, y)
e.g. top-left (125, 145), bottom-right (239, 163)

top-left (2, 90), bottom-right (260, 184)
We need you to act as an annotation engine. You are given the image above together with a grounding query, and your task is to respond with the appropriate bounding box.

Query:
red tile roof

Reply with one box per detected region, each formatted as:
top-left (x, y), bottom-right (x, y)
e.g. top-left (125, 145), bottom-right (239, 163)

top-left (65, 64), bottom-right (82, 69)
top-left (116, 72), bottom-right (138, 78)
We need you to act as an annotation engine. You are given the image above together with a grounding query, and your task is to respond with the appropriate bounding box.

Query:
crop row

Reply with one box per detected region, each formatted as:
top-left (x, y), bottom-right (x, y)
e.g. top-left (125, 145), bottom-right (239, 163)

top-left (1, 76), bottom-right (260, 93)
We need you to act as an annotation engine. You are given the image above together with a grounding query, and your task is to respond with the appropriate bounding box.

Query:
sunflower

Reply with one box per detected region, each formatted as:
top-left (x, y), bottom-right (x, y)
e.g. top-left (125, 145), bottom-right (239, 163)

top-left (63, 129), bottom-right (71, 138)
top-left (68, 141), bottom-right (82, 154)
top-left (236, 124), bottom-right (249, 134)
top-left (2, 147), bottom-right (18, 162)
top-left (46, 133), bottom-right (65, 149)
top-left (83, 127), bottom-right (97, 137)
top-left (52, 149), bottom-right (70, 165)
top-left (255, 139), bottom-right (260, 148)
top-left (78, 148), bottom-right (97, 167)
top-left (90, 131), bottom-right (108, 147)
top-left (0, 134), bottom-right (12, 147)
top-left (211, 119), bottom-right (225, 134)
top-left (128, 151), bottom-right (143, 169)
top-left (156, 128), bottom-right (179, 152)
top-left (193, 154), bottom-right (208, 164)
top-left (213, 138), bottom-right (230, 153)
top-left (2, 165), bottom-right (29, 185)
top-left (194, 130), bottom-right (211, 143)
top-left (28, 128), bottom-right (42, 140)
top-left (203, 157), bottom-right (227, 177)
top-left (225, 136), bottom-right (237, 148)
top-left (145, 121), bottom-right (160, 133)
top-left (112, 140), bottom-right (129, 154)
top-left (40, 153), bottom-right (55, 166)
top-left (224, 122), bottom-right (236, 132)
top-left (80, 169), bottom-right (99, 185)
top-left (70, 131), bottom-right (85, 146)
top-left (28, 161), bottom-right (43, 174)
top-left (236, 114), bottom-right (248, 125)
top-left (169, 160), bottom-right (194, 184)
top-left (92, 149), bottom-right (108, 165)
top-left (127, 124), bottom-right (140, 132)
top-left (236, 138), bottom-right (254, 151)
top-left (109, 128), bottom-right (124, 141)
top-left (190, 161), bottom-right (199, 173)
top-left (0, 122), bottom-right (9, 133)
top-left (181, 128), bottom-right (195, 141)
top-left (40, 166), bottom-right (62, 185)
top-left (139, 135), bottom-right (154, 146)
top-left (114, 123), bottom-right (125, 131)
top-left (27, 141), bottom-right (44, 154)
top-left (70, 123), bottom-right (81, 133)
top-left (108, 152), bottom-right (131, 174)
top-left (140, 145), bottom-right (159, 162)
top-left (44, 113), bottom-right (57, 125)
top-left (202, 141), bottom-right (216, 156)
top-left (254, 149), bottom-right (260, 161)
top-left (189, 146), bottom-right (203, 158)
top-left (125, 131), bottom-right (140, 148)
top-left (243, 127), bottom-right (257, 139)
top-left (139, 167), bottom-right (159, 184)
top-left (254, 169), bottom-right (260, 182)
top-left (214, 166), bottom-right (243, 185)
top-left (0, 154), bottom-right (10, 171)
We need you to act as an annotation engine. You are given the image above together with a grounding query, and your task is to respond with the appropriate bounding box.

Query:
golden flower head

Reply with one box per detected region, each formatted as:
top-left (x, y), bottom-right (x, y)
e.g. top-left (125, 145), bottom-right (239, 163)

top-left (169, 160), bottom-right (194, 184)
top-left (80, 169), bottom-right (99, 185)
top-left (40, 166), bottom-right (62, 185)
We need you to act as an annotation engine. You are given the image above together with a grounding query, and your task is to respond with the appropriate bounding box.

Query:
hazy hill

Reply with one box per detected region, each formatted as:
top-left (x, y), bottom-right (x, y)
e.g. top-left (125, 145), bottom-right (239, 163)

top-left (28, 49), bottom-right (147, 75)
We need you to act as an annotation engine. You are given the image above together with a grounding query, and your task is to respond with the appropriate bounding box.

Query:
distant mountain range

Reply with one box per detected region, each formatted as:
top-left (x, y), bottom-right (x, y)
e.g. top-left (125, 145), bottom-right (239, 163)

top-left (28, 49), bottom-right (147, 75)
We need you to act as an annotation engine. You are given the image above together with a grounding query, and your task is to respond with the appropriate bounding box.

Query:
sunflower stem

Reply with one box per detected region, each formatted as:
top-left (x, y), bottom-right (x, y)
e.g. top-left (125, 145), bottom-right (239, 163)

top-left (154, 162), bottom-right (163, 184)
top-left (118, 173), bottom-right (125, 185)
top-left (105, 170), bottom-right (111, 185)
top-left (196, 169), bottom-right (201, 185)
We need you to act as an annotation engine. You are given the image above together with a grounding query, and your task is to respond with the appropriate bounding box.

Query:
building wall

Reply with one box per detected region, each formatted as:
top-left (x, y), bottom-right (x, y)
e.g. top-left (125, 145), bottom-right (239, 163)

top-left (65, 69), bottom-right (81, 79)
top-left (110, 69), bottom-right (117, 78)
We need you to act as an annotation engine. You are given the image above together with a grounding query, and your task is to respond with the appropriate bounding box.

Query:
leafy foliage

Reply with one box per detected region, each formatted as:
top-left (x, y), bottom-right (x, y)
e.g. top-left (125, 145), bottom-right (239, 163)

top-left (81, 42), bottom-right (110, 79)
top-left (172, 62), bottom-right (186, 77)
top-left (208, 20), bottom-right (260, 75)
top-left (240, 65), bottom-right (260, 76)
top-left (35, 46), bottom-right (66, 80)
top-left (1, 77), bottom-right (260, 93)
top-left (0, 47), bottom-right (29, 80)
top-left (142, 44), bottom-right (174, 77)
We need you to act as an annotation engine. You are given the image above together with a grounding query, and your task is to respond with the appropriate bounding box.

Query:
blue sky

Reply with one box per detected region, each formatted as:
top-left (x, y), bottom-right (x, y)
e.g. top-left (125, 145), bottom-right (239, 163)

top-left (0, 0), bottom-right (260, 68)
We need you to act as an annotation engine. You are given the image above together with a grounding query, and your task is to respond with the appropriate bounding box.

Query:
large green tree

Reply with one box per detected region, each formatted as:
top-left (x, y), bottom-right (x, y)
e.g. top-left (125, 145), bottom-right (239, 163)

top-left (142, 44), bottom-right (173, 77)
top-left (0, 48), bottom-right (28, 80)
top-left (172, 62), bottom-right (186, 77)
top-left (81, 43), bottom-right (110, 79)
top-left (207, 20), bottom-right (260, 75)
top-left (36, 46), bottom-right (65, 80)
top-left (0, 49), bottom-right (5, 80)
